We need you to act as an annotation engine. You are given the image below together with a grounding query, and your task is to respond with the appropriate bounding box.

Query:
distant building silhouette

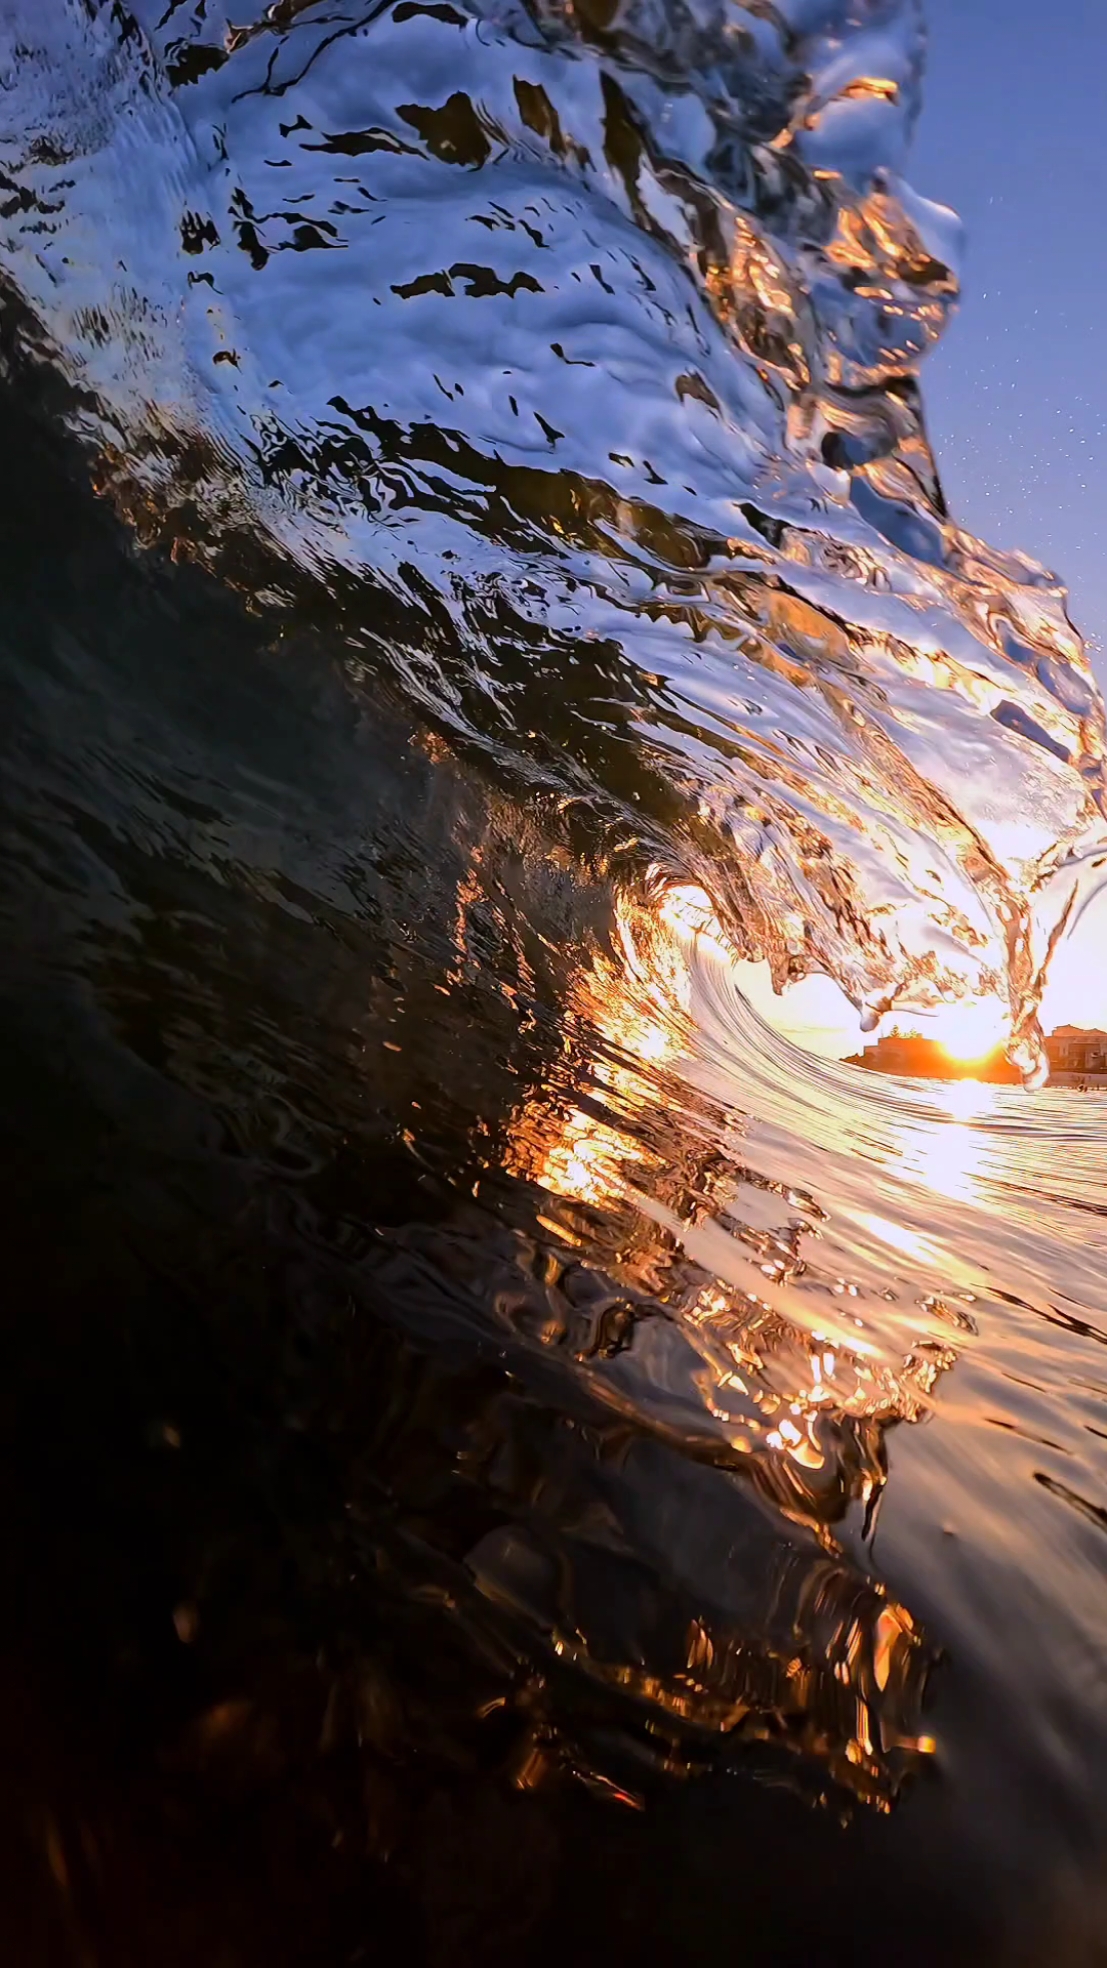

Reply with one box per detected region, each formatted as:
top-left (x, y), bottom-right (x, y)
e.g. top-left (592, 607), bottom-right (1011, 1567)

top-left (844, 1031), bottom-right (1020, 1084)
top-left (845, 1025), bottom-right (1107, 1086)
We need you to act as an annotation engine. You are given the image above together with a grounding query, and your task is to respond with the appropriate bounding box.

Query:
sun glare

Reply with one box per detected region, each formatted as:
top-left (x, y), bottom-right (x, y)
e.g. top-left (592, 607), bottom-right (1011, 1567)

top-left (926, 1000), bottom-right (1010, 1063)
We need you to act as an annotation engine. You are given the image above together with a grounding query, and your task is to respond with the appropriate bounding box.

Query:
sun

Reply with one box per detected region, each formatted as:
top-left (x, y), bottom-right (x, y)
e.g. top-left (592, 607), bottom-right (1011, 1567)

top-left (926, 999), bottom-right (1010, 1063)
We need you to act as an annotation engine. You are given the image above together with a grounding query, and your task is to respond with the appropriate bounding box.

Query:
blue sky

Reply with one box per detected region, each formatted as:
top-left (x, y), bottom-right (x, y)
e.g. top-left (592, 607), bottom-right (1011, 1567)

top-left (912, 0), bottom-right (1107, 681)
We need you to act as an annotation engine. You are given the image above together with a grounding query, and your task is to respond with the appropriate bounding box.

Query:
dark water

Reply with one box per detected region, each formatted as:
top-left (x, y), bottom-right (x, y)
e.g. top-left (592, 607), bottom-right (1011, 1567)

top-left (1, 3), bottom-right (1107, 1963)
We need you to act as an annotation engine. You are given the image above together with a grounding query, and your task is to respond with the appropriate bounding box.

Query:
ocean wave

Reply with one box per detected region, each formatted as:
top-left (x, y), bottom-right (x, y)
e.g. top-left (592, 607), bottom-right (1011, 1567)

top-left (0, 0), bottom-right (1103, 1072)
top-left (3, 0), bottom-right (1107, 1839)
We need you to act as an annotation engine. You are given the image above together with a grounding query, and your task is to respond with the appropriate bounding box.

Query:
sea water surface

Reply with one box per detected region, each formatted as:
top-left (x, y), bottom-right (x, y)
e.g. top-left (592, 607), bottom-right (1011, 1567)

top-left (0, 3), bottom-right (1106, 1962)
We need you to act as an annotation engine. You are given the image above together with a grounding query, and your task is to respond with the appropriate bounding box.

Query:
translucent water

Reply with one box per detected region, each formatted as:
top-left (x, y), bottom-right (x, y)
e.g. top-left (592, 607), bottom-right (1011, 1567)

top-left (0, 3), bottom-right (1105, 1961)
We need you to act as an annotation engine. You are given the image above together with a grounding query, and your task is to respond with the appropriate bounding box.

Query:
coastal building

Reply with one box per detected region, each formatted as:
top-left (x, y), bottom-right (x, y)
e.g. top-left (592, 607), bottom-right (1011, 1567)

top-left (1044, 1027), bottom-right (1107, 1085)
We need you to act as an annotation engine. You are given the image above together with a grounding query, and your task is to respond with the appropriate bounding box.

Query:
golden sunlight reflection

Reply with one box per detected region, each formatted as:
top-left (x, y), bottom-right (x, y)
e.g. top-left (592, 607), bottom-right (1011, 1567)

top-left (499, 879), bottom-right (943, 1807)
top-left (506, 878), bottom-right (959, 1455)
top-left (896, 1081), bottom-right (993, 1210)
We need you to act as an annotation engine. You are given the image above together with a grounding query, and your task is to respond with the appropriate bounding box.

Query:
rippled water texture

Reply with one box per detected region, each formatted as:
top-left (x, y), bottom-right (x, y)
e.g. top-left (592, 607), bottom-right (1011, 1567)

top-left (1, 2), bottom-right (1107, 1963)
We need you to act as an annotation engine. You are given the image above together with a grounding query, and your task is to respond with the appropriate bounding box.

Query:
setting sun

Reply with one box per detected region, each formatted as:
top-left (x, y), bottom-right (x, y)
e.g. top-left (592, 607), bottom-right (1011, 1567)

top-left (924, 1000), bottom-right (1011, 1064)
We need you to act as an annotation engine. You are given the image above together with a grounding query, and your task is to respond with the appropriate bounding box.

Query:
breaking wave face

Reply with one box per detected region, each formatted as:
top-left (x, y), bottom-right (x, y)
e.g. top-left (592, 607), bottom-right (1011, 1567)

top-left (3, 0), bottom-right (1107, 1933)
top-left (1, 0), bottom-right (1105, 1066)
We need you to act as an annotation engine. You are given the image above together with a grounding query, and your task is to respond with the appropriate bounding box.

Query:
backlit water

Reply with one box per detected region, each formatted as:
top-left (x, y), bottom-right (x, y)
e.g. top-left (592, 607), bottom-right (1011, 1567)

top-left (0, 3), bottom-right (1106, 1961)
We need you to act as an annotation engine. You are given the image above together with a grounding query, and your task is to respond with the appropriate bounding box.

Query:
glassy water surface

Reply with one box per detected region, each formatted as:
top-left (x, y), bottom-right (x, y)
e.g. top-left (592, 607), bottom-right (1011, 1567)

top-left (0, 2), bottom-right (1106, 1961)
